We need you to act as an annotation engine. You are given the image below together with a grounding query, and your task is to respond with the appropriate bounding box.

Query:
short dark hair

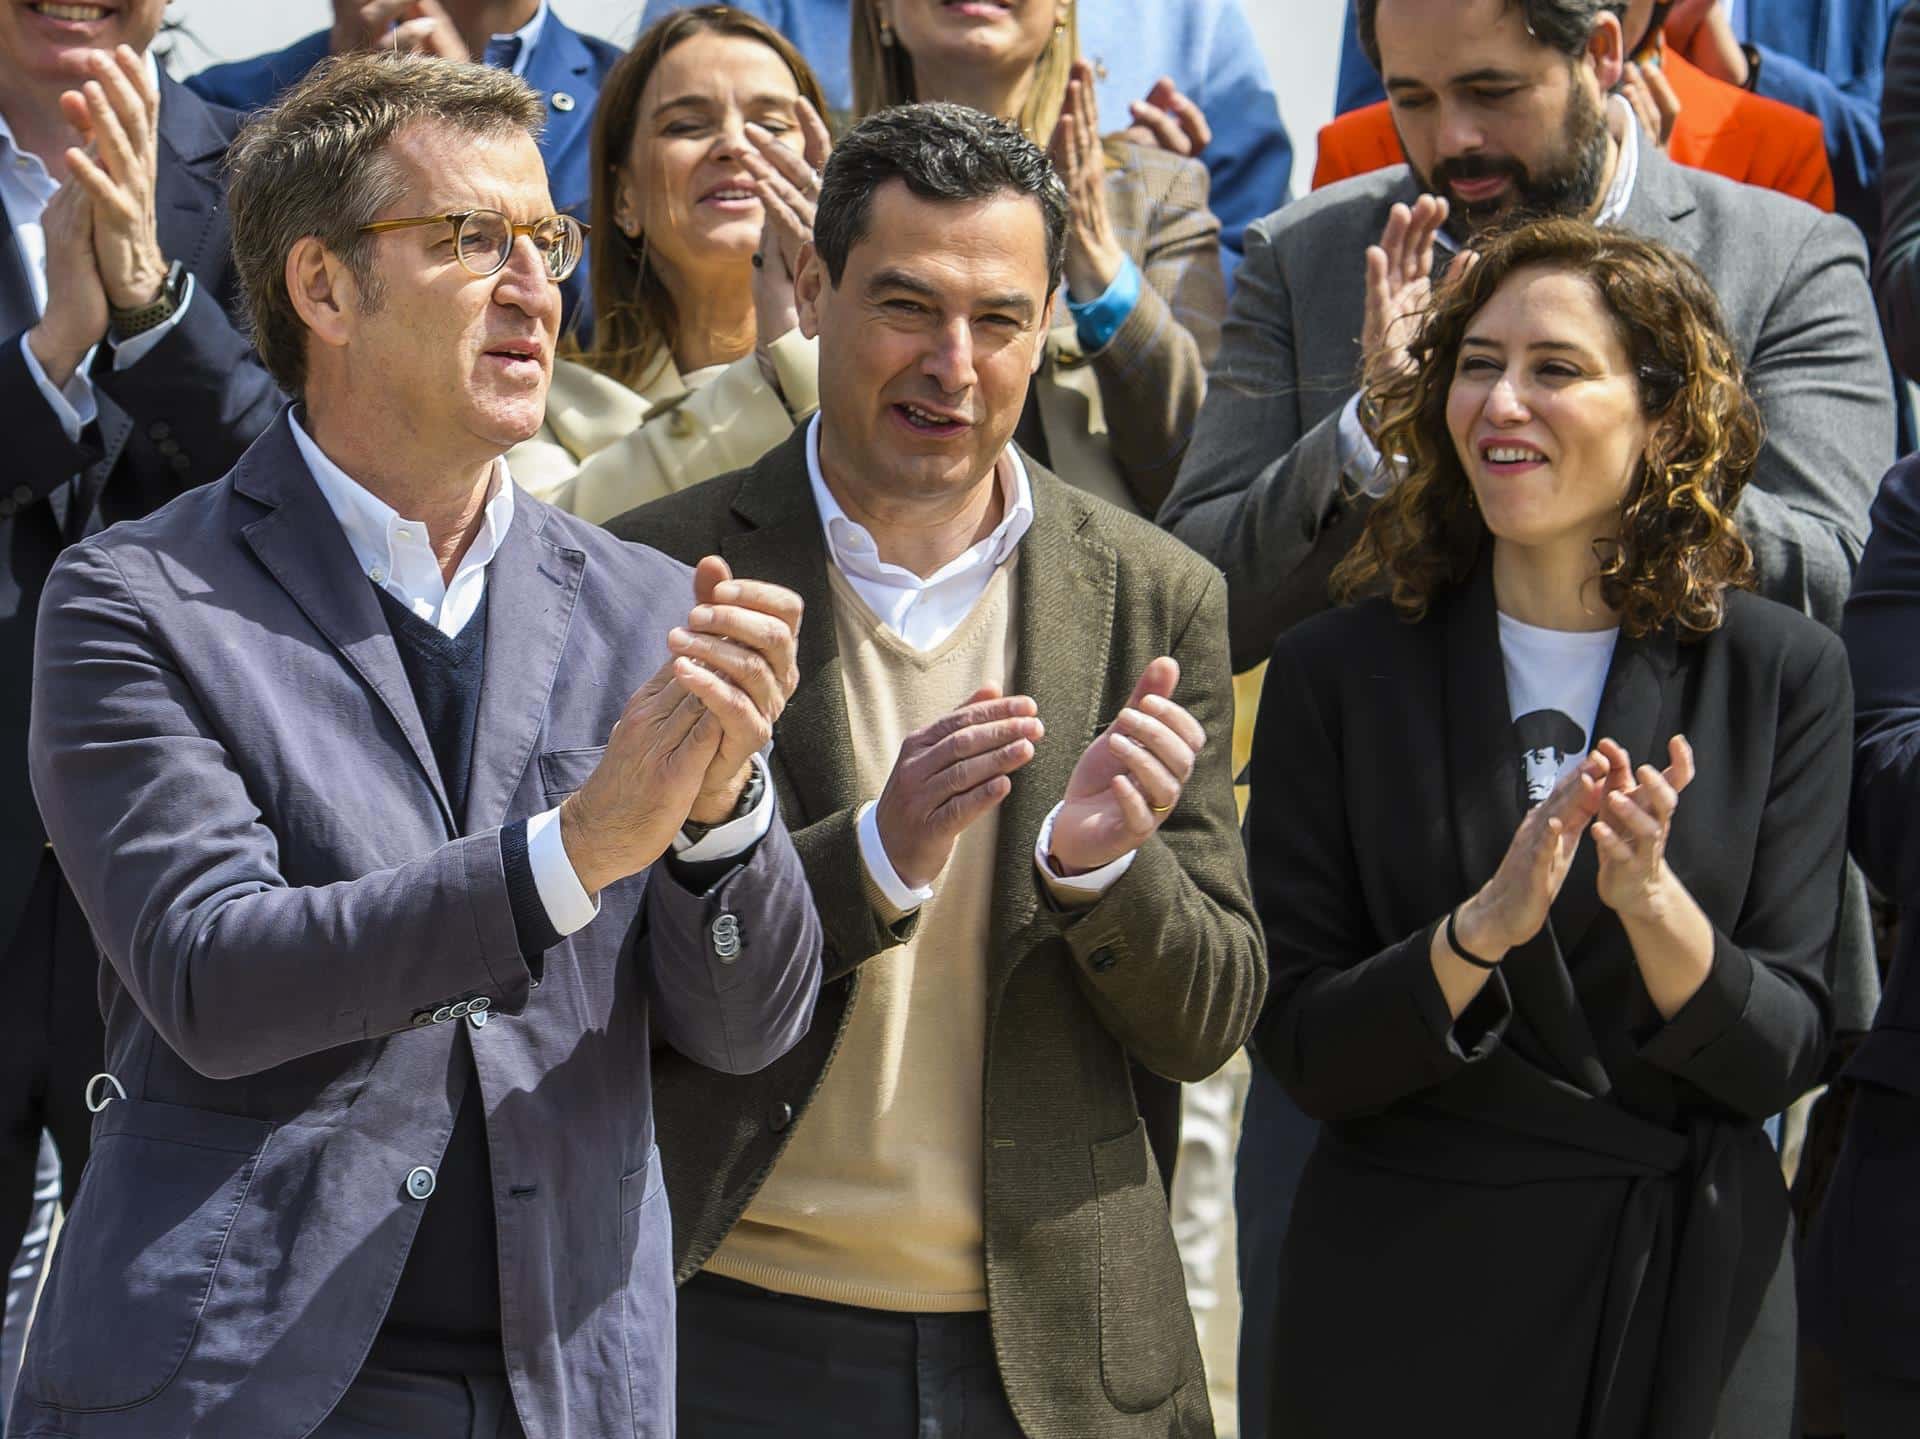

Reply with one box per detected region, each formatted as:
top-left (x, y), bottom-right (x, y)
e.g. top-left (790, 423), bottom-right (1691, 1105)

top-left (812, 102), bottom-right (1068, 293)
top-left (1514, 709), bottom-right (1587, 757)
top-left (1355, 0), bottom-right (1627, 72)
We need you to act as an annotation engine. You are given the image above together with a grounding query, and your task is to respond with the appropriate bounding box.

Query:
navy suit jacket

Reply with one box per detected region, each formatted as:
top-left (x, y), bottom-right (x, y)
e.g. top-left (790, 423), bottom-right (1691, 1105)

top-left (10, 413), bottom-right (822, 1438)
top-left (0, 73), bottom-right (279, 948)
top-left (186, 13), bottom-right (620, 336)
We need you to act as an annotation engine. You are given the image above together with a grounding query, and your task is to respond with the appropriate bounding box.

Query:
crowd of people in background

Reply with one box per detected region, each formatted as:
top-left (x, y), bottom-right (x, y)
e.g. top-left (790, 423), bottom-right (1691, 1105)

top-left (5, 1), bottom-right (1920, 1437)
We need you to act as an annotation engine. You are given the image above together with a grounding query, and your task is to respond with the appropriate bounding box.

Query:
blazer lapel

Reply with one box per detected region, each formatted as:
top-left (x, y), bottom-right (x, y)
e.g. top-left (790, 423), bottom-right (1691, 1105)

top-left (522, 21), bottom-right (595, 196)
top-left (0, 207), bottom-right (32, 340)
top-left (236, 417), bottom-right (455, 833)
top-left (724, 430), bottom-right (858, 826)
top-left (992, 465), bottom-right (1114, 960)
top-left (463, 500), bottom-right (585, 833)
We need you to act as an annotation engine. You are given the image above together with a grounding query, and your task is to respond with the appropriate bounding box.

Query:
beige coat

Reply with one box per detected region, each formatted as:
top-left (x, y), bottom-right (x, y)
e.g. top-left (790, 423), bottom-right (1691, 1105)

top-left (507, 329), bottom-right (819, 523)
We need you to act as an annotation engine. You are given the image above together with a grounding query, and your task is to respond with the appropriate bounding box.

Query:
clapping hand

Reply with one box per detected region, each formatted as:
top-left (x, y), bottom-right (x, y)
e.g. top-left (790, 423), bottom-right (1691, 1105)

top-left (1591, 736), bottom-right (1695, 920)
top-left (1123, 76), bottom-right (1212, 158)
top-left (1451, 750), bottom-right (1608, 962)
top-left (332, 1), bottom-right (470, 61)
top-left (27, 179), bottom-right (107, 387)
top-left (1047, 658), bottom-right (1207, 877)
top-left (1621, 60), bottom-right (1680, 150)
top-left (1361, 195), bottom-right (1452, 384)
top-left (744, 98), bottom-right (831, 352)
top-left (57, 46), bottom-right (167, 314)
top-left (1050, 58), bottom-right (1126, 304)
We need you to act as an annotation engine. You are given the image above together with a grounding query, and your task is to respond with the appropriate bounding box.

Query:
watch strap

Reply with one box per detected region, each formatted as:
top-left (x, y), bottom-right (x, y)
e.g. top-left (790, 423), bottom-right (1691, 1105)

top-left (680, 761), bottom-right (766, 844)
top-left (109, 260), bottom-right (185, 342)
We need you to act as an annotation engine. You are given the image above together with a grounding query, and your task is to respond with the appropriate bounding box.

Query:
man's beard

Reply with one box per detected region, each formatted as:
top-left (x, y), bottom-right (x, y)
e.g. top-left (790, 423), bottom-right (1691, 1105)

top-left (1410, 82), bottom-right (1612, 240)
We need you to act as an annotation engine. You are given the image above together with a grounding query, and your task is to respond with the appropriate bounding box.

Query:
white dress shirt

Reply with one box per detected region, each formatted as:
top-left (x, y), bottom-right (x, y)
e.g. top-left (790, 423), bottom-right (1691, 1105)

top-left (290, 411), bottom-right (772, 937)
top-left (0, 50), bottom-right (194, 445)
top-left (1337, 93), bottom-right (1644, 495)
top-left (803, 415), bottom-right (1135, 914)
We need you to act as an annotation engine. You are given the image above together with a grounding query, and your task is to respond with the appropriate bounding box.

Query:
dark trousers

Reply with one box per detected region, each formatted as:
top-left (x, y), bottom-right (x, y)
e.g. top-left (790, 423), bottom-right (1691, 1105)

top-left (0, 853), bottom-right (105, 1278)
top-left (1834, 1367), bottom-right (1920, 1439)
top-left (1232, 1049), bottom-right (1321, 1439)
top-left (678, 1272), bottom-right (1026, 1438)
top-left (308, 1365), bottom-right (525, 1439)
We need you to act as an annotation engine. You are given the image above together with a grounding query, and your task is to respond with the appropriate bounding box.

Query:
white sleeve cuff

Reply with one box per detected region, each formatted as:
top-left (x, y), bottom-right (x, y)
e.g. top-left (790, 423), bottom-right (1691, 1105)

top-left (109, 273), bottom-right (195, 370)
top-left (1337, 390), bottom-right (1397, 499)
top-left (526, 804), bottom-right (600, 937)
top-left (22, 333), bottom-right (98, 442)
top-left (857, 799), bottom-right (935, 914)
top-left (671, 752), bottom-right (775, 863)
top-left (1033, 801), bottom-right (1137, 903)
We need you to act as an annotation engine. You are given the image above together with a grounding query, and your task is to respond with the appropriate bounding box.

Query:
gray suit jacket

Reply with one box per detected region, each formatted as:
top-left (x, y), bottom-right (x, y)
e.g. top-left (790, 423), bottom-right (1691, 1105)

top-left (1159, 145), bottom-right (1895, 673)
top-left (12, 414), bottom-right (822, 1439)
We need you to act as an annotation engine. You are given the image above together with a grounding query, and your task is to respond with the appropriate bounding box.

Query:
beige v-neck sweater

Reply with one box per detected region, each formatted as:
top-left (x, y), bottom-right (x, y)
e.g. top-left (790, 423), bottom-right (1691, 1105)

top-left (705, 559), bottom-right (1019, 1311)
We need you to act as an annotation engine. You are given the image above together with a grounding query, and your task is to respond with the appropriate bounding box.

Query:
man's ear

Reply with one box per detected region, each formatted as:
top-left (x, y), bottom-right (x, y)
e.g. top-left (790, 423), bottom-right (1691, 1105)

top-left (286, 236), bottom-right (358, 354)
top-left (795, 241), bottom-right (826, 340)
top-left (1586, 10), bottom-right (1627, 92)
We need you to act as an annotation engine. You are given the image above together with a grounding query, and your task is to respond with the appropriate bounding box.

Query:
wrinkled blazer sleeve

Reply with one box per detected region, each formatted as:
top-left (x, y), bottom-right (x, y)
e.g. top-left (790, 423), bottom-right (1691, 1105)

top-left (1736, 211), bottom-right (1889, 628)
top-left (1039, 565), bottom-right (1267, 1082)
top-left (28, 541), bottom-right (536, 1081)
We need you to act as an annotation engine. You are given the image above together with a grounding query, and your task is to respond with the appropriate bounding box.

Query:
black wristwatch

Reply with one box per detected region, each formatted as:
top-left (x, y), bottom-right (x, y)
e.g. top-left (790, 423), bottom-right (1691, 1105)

top-left (681, 762), bottom-right (766, 844)
top-left (108, 259), bottom-right (186, 343)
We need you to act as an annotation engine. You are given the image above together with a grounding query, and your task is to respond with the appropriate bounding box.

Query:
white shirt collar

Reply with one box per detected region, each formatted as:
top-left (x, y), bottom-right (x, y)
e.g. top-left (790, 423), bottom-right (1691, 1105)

top-left (288, 408), bottom-right (516, 636)
top-left (805, 413), bottom-right (1033, 583)
top-left (1437, 92), bottom-right (1640, 253)
top-left (493, 0), bottom-right (549, 77)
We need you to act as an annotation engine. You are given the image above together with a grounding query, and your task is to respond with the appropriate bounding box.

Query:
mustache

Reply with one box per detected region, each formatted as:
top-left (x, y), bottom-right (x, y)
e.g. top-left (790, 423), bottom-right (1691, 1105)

top-left (1430, 154), bottom-right (1528, 190)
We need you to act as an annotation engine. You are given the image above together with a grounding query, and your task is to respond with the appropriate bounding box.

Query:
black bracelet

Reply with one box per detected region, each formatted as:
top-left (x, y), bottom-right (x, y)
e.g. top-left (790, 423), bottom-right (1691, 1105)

top-left (1445, 907), bottom-right (1501, 970)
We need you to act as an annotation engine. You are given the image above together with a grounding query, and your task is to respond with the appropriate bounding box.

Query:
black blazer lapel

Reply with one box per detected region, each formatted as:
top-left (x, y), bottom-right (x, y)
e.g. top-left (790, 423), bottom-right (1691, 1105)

top-left (0, 206), bottom-right (33, 340)
top-left (991, 463), bottom-right (1114, 960)
top-left (724, 430), bottom-right (859, 827)
top-left (463, 499), bottom-right (584, 833)
top-left (235, 417), bottom-right (455, 833)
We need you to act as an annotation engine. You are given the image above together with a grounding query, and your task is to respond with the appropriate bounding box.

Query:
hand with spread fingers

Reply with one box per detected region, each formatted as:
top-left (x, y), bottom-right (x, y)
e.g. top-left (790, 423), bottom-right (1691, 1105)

top-left (333, 1), bottom-right (471, 61)
top-left (1047, 657), bottom-right (1206, 876)
top-left (27, 178), bottom-right (107, 388)
top-left (1591, 735), bottom-right (1696, 920)
top-left (1621, 60), bottom-right (1681, 150)
top-left (1123, 76), bottom-right (1213, 158)
top-left (1362, 194), bottom-right (1452, 384)
top-left (57, 45), bottom-right (167, 313)
top-left (1049, 57), bottom-right (1126, 304)
top-left (666, 556), bottom-right (804, 824)
top-left (743, 97), bottom-right (831, 358)
top-left (873, 687), bottom-right (1046, 892)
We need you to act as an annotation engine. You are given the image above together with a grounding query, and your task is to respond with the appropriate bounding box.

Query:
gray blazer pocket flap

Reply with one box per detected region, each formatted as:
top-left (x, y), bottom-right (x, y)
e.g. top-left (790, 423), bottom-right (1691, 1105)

top-left (538, 746), bottom-right (608, 800)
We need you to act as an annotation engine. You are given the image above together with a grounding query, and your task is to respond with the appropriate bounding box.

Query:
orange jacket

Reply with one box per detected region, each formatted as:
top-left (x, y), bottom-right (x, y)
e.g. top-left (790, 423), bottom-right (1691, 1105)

top-left (1311, 50), bottom-right (1835, 211)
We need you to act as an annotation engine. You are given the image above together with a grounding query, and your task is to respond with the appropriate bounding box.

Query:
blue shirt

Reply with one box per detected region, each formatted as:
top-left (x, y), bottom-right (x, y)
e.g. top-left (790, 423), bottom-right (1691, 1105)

top-left (636, 0), bottom-right (1292, 285)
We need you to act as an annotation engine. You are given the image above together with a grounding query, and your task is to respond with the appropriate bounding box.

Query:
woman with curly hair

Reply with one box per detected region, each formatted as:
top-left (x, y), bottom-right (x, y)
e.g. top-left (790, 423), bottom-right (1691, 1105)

top-left (1247, 217), bottom-right (1849, 1437)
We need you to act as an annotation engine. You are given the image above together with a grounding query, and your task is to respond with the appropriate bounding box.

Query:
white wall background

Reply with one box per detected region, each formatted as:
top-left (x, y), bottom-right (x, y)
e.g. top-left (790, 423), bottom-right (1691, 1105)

top-left (163, 1), bottom-right (1345, 191)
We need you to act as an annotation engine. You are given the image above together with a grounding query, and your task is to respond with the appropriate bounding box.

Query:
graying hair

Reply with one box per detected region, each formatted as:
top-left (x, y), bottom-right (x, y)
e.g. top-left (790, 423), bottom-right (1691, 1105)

top-left (225, 52), bottom-right (545, 394)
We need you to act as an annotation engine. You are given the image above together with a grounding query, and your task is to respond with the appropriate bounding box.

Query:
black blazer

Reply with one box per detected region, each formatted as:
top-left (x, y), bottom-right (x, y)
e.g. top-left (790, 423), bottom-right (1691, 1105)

top-left (1804, 451), bottom-right (1920, 1383)
top-left (0, 73), bottom-right (280, 943)
top-left (1247, 562), bottom-right (1846, 1439)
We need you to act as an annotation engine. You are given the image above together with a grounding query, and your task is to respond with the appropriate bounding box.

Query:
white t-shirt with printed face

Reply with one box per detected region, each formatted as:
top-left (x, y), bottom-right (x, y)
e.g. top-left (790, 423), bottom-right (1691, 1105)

top-left (1498, 613), bottom-right (1620, 809)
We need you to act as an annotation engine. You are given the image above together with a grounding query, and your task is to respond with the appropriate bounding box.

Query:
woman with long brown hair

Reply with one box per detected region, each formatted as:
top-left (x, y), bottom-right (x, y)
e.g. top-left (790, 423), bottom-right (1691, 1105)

top-left (850, 0), bottom-right (1225, 514)
top-left (509, 5), bottom-right (831, 521)
top-left (1246, 217), bottom-right (1847, 1436)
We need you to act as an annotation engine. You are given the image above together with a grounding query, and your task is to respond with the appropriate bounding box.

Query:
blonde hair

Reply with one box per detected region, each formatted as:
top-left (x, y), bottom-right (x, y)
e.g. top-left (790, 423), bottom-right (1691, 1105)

top-left (851, 0), bottom-right (1078, 144)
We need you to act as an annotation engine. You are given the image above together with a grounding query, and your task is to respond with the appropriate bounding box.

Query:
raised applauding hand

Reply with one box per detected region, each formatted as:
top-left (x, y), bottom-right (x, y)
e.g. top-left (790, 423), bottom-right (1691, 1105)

top-left (1049, 57), bottom-right (1126, 304)
top-left (1451, 750), bottom-right (1608, 965)
top-left (1591, 736), bottom-right (1695, 920)
top-left (1361, 194), bottom-right (1454, 384)
top-left (743, 97), bottom-right (831, 356)
top-left (331, 1), bottom-right (470, 62)
top-left (1123, 76), bottom-right (1212, 158)
top-left (1620, 59), bottom-right (1680, 150)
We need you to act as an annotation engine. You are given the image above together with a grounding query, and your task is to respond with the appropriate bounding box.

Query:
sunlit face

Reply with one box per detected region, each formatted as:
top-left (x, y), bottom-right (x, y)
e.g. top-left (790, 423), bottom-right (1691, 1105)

top-left (1446, 265), bottom-right (1656, 557)
top-left (340, 122), bottom-right (561, 460)
top-left (0, 0), bottom-right (168, 88)
top-left (885, 0), bottom-right (1060, 83)
top-left (617, 30), bottom-right (807, 281)
top-left (798, 180), bottom-right (1054, 503)
top-left (1375, 0), bottom-right (1621, 237)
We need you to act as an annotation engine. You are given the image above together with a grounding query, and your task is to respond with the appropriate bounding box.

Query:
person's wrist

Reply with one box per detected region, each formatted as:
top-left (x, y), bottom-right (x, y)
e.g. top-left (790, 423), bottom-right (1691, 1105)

top-left (688, 761), bottom-right (753, 827)
top-left (1066, 233), bottom-right (1123, 300)
top-left (558, 793), bottom-right (614, 896)
top-left (27, 320), bottom-right (90, 386)
top-left (106, 251), bottom-right (169, 312)
top-left (1453, 894), bottom-right (1512, 966)
top-left (874, 798), bottom-right (933, 890)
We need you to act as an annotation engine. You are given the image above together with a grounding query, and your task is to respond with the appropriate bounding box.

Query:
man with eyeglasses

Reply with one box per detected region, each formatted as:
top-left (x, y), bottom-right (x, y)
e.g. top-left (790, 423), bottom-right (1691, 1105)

top-left (10, 52), bottom-right (822, 1439)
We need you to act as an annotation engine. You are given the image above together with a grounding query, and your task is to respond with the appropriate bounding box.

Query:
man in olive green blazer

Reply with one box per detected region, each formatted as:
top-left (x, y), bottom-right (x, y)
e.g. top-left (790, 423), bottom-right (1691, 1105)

top-left (613, 103), bottom-right (1262, 1439)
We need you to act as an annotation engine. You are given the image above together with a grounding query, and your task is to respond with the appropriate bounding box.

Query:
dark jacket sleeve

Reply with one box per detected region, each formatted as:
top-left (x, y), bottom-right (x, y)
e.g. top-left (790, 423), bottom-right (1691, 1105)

top-left (1845, 456), bottom-right (1920, 904)
top-left (782, 801), bottom-right (920, 985)
top-left (1248, 631), bottom-right (1513, 1122)
top-left (0, 333), bottom-right (93, 503)
top-left (1040, 566), bottom-right (1268, 1082)
top-left (1876, 3), bottom-right (1920, 383)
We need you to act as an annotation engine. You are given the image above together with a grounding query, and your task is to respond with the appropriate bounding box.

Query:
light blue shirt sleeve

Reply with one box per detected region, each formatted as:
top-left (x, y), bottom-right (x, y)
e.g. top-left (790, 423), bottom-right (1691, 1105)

top-left (1065, 255), bottom-right (1142, 353)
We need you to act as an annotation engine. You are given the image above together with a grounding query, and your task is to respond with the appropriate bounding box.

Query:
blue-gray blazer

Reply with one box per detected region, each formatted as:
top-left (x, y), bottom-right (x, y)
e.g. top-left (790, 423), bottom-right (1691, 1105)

top-left (11, 412), bottom-right (822, 1439)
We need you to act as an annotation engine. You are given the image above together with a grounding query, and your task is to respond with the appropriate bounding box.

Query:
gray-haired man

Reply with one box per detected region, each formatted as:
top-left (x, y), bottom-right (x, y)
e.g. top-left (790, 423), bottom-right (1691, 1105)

top-left (12, 53), bottom-right (821, 1439)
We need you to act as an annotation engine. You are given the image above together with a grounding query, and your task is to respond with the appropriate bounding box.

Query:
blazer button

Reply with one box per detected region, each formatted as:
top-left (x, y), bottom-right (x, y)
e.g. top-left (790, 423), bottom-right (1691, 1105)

top-left (9, 484), bottom-right (30, 504)
top-left (551, 90), bottom-right (576, 112)
top-left (411, 1009), bottom-right (435, 1027)
top-left (768, 1101), bottom-right (793, 1133)
top-left (432, 1005), bottom-right (453, 1024)
top-left (0, 498), bottom-right (15, 518)
top-left (711, 912), bottom-right (741, 963)
top-left (148, 420), bottom-right (171, 441)
top-left (1089, 946), bottom-right (1118, 974)
top-left (405, 1165), bottom-right (436, 1201)
top-left (155, 437), bottom-right (180, 457)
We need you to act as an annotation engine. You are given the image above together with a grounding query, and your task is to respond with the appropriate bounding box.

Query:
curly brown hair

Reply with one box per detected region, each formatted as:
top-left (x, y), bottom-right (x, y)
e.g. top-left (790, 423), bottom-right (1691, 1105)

top-left (1331, 218), bottom-right (1760, 638)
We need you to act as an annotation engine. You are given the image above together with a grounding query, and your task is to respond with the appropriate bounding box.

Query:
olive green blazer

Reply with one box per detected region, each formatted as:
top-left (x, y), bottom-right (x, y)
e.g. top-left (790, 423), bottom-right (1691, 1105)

top-left (612, 426), bottom-right (1264, 1439)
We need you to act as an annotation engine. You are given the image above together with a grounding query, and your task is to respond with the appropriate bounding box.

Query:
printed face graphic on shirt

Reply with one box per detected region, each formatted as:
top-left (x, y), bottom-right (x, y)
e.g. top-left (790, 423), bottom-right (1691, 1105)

top-left (1514, 708), bottom-right (1588, 806)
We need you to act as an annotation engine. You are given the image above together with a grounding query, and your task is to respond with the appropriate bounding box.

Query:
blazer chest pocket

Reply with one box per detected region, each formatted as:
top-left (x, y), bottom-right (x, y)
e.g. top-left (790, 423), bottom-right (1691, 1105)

top-left (539, 746), bottom-right (607, 801)
top-left (21, 1099), bottom-right (271, 1411)
top-left (1091, 1119), bottom-right (1194, 1413)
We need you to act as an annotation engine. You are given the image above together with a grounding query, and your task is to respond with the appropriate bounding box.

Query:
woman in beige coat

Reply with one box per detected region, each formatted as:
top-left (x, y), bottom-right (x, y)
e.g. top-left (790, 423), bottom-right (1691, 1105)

top-left (509, 6), bottom-right (831, 522)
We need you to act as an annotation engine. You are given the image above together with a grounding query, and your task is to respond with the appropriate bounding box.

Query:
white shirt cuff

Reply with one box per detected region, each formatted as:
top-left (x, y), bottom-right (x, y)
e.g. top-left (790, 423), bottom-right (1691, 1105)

top-left (22, 333), bottom-right (98, 442)
top-left (856, 799), bottom-right (935, 914)
top-left (110, 273), bottom-right (195, 370)
top-left (526, 804), bottom-right (600, 937)
top-left (1337, 390), bottom-right (1397, 499)
top-left (1033, 801), bottom-right (1137, 903)
top-left (671, 751), bottom-right (774, 863)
